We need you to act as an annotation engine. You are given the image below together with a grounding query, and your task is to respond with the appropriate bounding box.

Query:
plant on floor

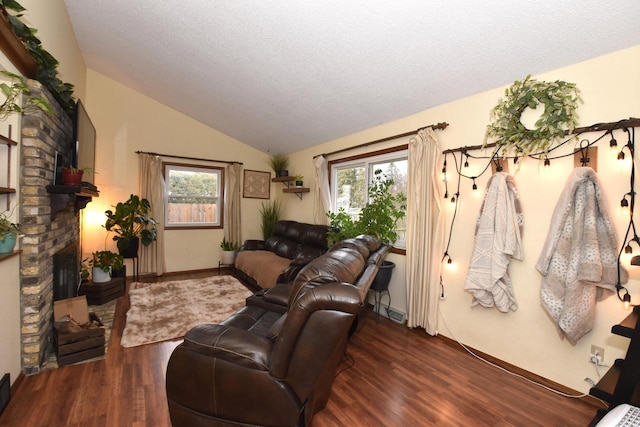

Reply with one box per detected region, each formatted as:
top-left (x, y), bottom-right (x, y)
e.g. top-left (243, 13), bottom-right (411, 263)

top-left (220, 237), bottom-right (239, 251)
top-left (259, 199), bottom-right (281, 240)
top-left (104, 194), bottom-right (158, 254)
top-left (327, 169), bottom-right (406, 246)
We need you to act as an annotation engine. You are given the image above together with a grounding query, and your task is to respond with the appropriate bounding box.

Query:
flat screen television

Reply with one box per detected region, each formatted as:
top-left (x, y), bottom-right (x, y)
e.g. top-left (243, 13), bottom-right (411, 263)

top-left (72, 100), bottom-right (96, 185)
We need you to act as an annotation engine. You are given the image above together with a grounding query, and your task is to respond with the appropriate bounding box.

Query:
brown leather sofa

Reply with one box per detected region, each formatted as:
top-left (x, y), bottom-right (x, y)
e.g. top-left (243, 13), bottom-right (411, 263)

top-left (234, 220), bottom-right (333, 290)
top-left (246, 234), bottom-right (390, 314)
top-left (166, 235), bottom-right (388, 427)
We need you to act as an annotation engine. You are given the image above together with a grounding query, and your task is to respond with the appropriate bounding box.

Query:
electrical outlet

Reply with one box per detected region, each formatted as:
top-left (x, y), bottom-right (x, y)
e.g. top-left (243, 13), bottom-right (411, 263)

top-left (590, 345), bottom-right (604, 364)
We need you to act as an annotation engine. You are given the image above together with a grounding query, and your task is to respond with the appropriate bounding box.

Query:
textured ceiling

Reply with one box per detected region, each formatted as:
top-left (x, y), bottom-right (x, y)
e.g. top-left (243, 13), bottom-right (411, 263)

top-left (63, 0), bottom-right (640, 154)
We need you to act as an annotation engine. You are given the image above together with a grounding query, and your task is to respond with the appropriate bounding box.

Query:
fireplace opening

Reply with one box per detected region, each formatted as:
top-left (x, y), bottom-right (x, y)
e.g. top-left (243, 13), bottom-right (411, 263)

top-left (53, 242), bottom-right (79, 301)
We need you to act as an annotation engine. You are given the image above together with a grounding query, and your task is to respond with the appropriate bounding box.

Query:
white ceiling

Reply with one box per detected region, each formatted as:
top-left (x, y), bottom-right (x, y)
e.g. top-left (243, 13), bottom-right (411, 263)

top-left (63, 0), bottom-right (640, 154)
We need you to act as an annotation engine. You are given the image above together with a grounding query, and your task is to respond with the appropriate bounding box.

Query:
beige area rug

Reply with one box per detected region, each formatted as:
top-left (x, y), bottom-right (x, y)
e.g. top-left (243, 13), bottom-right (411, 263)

top-left (120, 275), bottom-right (252, 348)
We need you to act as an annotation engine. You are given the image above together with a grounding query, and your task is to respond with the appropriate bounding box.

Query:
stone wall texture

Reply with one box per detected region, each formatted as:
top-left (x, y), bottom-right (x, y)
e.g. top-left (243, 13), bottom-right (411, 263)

top-left (19, 81), bottom-right (77, 375)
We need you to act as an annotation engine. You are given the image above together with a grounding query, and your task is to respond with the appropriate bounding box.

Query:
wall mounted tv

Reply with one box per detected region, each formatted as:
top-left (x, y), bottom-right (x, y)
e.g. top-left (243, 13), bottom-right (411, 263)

top-left (72, 100), bottom-right (96, 185)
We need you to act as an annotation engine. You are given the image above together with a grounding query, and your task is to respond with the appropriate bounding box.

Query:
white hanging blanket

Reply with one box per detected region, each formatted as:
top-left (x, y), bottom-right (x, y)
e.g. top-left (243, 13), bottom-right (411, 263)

top-left (465, 172), bottom-right (524, 312)
top-left (536, 167), bottom-right (626, 343)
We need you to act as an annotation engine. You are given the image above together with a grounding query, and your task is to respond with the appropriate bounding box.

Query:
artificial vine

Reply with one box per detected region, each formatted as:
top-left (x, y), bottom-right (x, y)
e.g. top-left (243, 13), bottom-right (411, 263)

top-left (0, 0), bottom-right (75, 115)
top-left (484, 75), bottom-right (582, 156)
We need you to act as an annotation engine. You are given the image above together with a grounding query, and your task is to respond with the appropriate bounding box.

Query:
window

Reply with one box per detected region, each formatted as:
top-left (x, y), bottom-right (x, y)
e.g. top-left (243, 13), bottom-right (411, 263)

top-left (164, 163), bottom-right (224, 229)
top-left (330, 147), bottom-right (408, 248)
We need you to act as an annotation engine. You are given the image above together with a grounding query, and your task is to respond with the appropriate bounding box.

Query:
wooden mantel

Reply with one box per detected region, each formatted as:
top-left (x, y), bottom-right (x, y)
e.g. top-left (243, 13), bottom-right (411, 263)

top-left (0, 7), bottom-right (36, 78)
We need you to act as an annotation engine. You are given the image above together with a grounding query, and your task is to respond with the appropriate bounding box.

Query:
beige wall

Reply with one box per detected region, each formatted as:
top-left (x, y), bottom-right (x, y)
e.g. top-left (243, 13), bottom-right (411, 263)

top-left (286, 45), bottom-right (640, 392)
top-left (0, 0), bottom-right (84, 384)
top-left (19, 0), bottom-right (87, 100)
top-left (82, 70), bottom-right (270, 272)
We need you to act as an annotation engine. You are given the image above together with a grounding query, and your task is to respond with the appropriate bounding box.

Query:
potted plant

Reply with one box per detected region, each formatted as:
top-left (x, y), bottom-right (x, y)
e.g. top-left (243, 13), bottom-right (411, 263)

top-left (327, 170), bottom-right (407, 292)
top-left (293, 174), bottom-right (304, 187)
top-left (220, 237), bottom-right (239, 265)
top-left (0, 213), bottom-right (19, 254)
top-left (268, 154), bottom-right (289, 177)
top-left (104, 194), bottom-right (158, 257)
top-left (87, 250), bottom-right (124, 283)
top-left (61, 166), bottom-right (94, 186)
top-left (259, 199), bottom-right (281, 240)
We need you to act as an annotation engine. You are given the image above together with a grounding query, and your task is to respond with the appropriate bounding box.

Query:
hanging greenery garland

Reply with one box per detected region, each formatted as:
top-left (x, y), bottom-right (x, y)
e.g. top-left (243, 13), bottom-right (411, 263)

top-left (484, 75), bottom-right (582, 156)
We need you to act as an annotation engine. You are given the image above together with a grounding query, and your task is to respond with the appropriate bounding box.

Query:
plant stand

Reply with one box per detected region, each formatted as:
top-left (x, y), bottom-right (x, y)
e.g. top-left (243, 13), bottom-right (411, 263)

top-left (218, 261), bottom-right (235, 276)
top-left (78, 277), bottom-right (125, 305)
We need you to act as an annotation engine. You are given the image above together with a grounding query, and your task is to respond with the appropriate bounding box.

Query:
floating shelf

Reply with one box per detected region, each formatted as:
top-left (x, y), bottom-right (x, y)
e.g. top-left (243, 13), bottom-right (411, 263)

top-left (46, 184), bottom-right (99, 218)
top-left (272, 176), bottom-right (309, 200)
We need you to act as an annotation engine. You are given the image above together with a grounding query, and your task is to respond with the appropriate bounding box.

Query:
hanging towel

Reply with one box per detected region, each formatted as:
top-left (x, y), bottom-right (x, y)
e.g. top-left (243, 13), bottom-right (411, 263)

top-left (465, 172), bottom-right (524, 312)
top-left (536, 167), bottom-right (626, 343)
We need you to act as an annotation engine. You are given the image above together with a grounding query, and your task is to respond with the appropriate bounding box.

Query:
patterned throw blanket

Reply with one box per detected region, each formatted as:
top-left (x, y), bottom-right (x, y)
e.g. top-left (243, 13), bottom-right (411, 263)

top-left (536, 167), bottom-right (626, 343)
top-left (465, 172), bottom-right (524, 312)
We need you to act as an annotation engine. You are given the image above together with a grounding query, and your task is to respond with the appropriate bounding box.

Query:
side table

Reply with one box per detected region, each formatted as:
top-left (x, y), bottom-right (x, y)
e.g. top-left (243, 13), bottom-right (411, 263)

top-left (78, 277), bottom-right (126, 305)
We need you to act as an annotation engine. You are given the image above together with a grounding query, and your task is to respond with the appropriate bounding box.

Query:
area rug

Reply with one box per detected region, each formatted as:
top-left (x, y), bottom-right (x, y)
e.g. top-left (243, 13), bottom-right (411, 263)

top-left (120, 275), bottom-right (252, 348)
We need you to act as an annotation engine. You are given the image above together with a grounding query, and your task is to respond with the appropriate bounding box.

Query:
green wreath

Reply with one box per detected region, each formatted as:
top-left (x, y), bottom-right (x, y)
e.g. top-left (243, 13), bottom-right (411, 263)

top-left (484, 75), bottom-right (582, 156)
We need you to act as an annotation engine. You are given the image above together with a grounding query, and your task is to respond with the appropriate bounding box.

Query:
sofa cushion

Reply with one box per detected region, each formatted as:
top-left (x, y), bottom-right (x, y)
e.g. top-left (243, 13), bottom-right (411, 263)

top-left (235, 250), bottom-right (291, 288)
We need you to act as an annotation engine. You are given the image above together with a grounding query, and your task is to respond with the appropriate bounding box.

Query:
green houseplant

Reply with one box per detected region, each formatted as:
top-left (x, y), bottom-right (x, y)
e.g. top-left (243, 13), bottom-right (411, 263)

top-left (104, 194), bottom-right (158, 257)
top-left (0, 70), bottom-right (53, 120)
top-left (86, 250), bottom-right (124, 283)
top-left (0, 212), bottom-right (19, 253)
top-left (220, 237), bottom-right (239, 265)
top-left (268, 154), bottom-right (289, 177)
top-left (259, 199), bottom-right (281, 240)
top-left (327, 170), bottom-right (407, 293)
top-left (327, 169), bottom-right (407, 246)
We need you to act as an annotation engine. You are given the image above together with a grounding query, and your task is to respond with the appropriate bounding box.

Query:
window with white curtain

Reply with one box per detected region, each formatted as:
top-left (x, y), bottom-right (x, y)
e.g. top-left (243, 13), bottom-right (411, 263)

top-left (329, 147), bottom-right (408, 249)
top-left (163, 162), bottom-right (224, 229)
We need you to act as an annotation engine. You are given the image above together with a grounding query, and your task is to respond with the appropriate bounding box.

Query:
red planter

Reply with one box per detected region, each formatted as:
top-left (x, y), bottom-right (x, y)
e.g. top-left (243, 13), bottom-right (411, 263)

top-left (62, 168), bottom-right (83, 186)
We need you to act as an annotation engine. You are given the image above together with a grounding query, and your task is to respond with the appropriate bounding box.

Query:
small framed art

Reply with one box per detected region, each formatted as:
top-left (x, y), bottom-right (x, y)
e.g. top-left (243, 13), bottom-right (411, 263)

top-left (243, 169), bottom-right (271, 199)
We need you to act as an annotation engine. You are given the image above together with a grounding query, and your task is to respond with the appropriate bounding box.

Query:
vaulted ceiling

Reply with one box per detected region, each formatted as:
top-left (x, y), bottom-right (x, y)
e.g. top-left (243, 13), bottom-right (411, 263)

top-left (63, 1), bottom-right (640, 154)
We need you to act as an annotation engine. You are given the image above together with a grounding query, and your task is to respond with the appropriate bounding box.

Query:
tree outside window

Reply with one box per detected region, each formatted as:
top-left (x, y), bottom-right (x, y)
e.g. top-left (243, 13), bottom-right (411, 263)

top-left (164, 163), bottom-right (224, 229)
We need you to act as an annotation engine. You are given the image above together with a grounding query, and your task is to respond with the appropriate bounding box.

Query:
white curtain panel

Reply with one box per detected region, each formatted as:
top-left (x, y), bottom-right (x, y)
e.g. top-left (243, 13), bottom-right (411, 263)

top-left (406, 128), bottom-right (445, 334)
top-left (138, 153), bottom-right (166, 276)
top-left (313, 155), bottom-right (332, 224)
top-left (225, 163), bottom-right (243, 245)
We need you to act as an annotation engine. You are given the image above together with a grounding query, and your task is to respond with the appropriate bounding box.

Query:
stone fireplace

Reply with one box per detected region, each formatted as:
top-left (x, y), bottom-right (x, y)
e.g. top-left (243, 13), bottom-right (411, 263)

top-left (19, 81), bottom-right (81, 375)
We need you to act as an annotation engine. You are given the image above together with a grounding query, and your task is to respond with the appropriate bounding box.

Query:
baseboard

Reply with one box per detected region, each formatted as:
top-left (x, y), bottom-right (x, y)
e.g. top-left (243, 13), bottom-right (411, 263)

top-left (434, 334), bottom-right (605, 409)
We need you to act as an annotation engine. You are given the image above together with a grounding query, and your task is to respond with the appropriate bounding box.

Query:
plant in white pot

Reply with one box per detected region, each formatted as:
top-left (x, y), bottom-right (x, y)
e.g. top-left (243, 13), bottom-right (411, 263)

top-left (220, 237), bottom-right (239, 265)
top-left (88, 250), bottom-right (124, 283)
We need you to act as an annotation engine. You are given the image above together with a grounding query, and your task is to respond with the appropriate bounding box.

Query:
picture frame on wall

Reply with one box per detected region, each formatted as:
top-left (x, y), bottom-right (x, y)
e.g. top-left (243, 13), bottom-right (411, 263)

top-left (243, 169), bottom-right (271, 199)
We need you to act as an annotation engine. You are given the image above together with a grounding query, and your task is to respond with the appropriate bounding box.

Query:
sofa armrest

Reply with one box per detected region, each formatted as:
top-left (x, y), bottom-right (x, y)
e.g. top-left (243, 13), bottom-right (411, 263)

top-left (240, 239), bottom-right (265, 251)
top-left (182, 324), bottom-right (272, 370)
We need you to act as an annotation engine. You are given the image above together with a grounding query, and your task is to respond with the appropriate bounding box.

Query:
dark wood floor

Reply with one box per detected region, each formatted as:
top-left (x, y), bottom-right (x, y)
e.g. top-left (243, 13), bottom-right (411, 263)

top-left (1, 271), bottom-right (601, 426)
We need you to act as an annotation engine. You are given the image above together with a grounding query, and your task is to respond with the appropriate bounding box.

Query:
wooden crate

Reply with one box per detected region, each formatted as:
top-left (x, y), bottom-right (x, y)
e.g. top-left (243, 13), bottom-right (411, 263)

top-left (54, 312), bottom-right (105, 366)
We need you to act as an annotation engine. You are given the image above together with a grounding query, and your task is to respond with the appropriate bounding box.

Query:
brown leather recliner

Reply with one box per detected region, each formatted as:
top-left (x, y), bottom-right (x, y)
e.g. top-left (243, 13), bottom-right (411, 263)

top-left (166, 282), bottom-right (362, 427)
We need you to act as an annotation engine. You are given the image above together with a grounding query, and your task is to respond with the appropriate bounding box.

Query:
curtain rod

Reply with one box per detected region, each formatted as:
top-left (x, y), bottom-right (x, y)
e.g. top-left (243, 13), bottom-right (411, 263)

top-left (135, 150), bottom-right (243, 165)
top-left (313, 122), bottom-right (449, 159)
top-left (442, 117), bottom-right (640, 155)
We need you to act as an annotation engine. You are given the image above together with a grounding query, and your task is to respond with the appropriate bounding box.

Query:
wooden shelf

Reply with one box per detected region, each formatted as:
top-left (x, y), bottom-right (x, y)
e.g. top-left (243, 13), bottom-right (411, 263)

top-left (0, 134), bottom-right (17, 146)
top-left (0, 186), bottom-right (15, 194)
top-left (46, 184), bottom-right (99, 218)
top-left (273, 176), bottom-right (308, 199)
top-left (613, 309), bottom-right (639, 338)
top-left (272, 176), bottom-right (294, 183)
